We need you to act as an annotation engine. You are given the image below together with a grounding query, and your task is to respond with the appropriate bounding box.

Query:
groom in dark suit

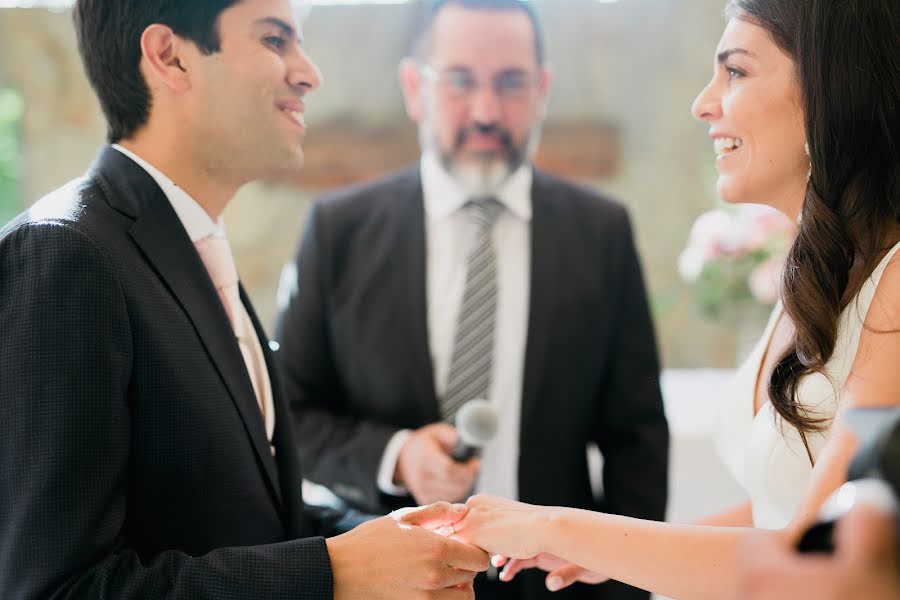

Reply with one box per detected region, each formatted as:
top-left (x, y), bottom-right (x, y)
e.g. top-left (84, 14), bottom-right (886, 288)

top-left (275, 1), bottom-right (669, 599)
top-left (0, 1), bottom-right (489, 599)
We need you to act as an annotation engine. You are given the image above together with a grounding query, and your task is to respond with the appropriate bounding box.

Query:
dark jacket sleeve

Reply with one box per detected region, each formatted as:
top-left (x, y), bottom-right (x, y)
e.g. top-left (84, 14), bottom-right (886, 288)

top-left (593, 211), bottom-right (669, 600)
top-left (0, 222), bottom-right (333, 600)
top-left (594, 210), bottom-right (669, 519)
top-left (274, 203), bottom-right (399, 513)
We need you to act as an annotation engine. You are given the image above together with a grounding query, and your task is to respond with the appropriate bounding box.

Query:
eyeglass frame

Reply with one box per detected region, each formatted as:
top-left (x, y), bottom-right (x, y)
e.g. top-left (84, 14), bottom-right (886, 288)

top-left (418, 64), bottom-right (542, 102)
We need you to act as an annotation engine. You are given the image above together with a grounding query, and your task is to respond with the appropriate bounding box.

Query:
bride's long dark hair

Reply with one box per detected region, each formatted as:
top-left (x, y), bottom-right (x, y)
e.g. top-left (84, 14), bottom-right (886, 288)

top-left (726, 0), bottom-right (900, 461)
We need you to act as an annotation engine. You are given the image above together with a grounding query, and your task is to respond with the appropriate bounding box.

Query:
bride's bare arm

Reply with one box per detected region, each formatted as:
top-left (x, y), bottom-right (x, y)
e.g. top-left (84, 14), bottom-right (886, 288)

top-left (693, 501), bottom-right (753, 527)
top-left (492, 500), bottom-right (754, 592)
top-left (455, 259), bottom-right (900, 599)
top-left (458, 496), bottom-right (781, 600)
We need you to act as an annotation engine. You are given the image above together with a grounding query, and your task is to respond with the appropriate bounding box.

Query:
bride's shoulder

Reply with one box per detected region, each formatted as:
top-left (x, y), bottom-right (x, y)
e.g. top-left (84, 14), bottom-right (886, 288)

top-left (845, 243), bottom-right (900, 409)
top-left (863, 244), bottom-right (900, 331)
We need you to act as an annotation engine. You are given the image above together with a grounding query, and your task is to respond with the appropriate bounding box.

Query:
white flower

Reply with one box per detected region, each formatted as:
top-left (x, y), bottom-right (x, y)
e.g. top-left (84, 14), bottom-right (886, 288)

top-left (677, 248), bottom-right (705, 282)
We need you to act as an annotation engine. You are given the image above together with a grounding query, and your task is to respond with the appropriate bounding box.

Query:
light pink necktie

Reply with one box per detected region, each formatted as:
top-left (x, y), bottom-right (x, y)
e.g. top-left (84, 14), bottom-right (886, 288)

top-left (195, 235), bottom-right (274, 445)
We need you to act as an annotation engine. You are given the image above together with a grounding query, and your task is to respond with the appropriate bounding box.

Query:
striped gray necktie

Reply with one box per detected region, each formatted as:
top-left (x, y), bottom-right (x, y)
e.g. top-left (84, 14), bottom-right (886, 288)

top-left (441, 198), bottom-right (504, 422)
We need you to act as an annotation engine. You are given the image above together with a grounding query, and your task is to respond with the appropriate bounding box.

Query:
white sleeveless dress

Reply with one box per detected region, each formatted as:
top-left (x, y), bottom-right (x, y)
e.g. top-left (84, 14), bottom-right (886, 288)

top-left (715, 241), bottom-right (900, 529)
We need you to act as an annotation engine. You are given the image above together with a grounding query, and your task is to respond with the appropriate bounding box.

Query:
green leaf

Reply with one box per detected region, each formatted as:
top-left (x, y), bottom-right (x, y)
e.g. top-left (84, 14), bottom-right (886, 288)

top-left (0, 87), bottom-right (22, 228)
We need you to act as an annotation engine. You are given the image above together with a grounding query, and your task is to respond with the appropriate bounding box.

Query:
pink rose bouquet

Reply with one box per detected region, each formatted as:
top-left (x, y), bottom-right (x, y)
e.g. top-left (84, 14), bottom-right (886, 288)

top-left (678, 204), bottom-right (795, 320)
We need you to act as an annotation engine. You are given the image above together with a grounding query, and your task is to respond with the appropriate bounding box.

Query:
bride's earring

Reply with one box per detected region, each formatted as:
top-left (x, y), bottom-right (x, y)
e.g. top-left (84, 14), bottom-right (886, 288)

top-left (804, 142), bottom-right (812, 182)
top-left (798, 142), bottom-right (811, 226)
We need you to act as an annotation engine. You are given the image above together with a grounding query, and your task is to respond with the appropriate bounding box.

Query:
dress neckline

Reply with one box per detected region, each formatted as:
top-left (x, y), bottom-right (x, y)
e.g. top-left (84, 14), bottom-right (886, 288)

top-left (748, 240), bottom-right (900, 420)
top-left (749, 301), bottom-right (783, 420)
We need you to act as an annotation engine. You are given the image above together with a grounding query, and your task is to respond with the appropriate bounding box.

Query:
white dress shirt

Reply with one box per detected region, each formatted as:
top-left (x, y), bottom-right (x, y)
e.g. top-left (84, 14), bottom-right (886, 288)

top-left (377, 152), bottom-right (532, 500)
top-left (111, 144), bottom-right (276, 445)
top-left (113, 145), bottom-right (224, 243)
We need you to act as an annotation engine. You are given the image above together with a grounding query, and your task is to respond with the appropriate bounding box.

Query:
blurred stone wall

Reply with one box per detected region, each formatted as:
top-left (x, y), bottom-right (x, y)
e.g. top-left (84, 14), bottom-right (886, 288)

top-left (0, 0), bottom-right (741, 367)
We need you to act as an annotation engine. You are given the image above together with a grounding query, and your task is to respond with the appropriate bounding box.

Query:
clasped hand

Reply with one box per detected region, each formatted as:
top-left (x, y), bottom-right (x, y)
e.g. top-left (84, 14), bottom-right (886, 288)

top-left (450, 494), bottom-right (609, 592)
top-left (326, 501), bottom-right (489, 600)
top-left (327, 494), bottom-right (605, 600)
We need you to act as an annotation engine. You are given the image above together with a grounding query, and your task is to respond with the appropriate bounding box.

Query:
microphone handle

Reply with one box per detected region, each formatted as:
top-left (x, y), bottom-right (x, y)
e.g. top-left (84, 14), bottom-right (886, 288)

top-left (795, 519), bottom-right (836, 554)
top-left (451, 439), bottom-right (481, 462)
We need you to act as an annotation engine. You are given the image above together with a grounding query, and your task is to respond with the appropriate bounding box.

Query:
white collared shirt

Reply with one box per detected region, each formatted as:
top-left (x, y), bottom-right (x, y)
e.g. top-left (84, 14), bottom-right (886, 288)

top-left (377, 152), bottom-right (532, 501)
top-left (112, 144), bottom-right (224, 242)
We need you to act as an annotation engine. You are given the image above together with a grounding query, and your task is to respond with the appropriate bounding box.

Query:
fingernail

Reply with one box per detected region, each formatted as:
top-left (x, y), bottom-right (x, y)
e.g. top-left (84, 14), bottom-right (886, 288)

top-left (547, 576), bottom-right (563, 592)
top-left (452, 503), bottom-right (467, 513)
top-left (491, 555), bottom-right (503, 567)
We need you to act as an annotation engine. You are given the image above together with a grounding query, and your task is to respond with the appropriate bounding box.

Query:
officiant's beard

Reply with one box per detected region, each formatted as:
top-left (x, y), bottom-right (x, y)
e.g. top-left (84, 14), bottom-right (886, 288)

top-left (419, 117), bottom-right (543, 198)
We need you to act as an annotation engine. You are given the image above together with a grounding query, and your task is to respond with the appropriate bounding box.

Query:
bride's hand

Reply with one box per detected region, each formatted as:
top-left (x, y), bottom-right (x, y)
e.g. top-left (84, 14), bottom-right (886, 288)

top-left (492, 553), bottom-right (610, 591)
top-left (452, 494), bottom-right (551, 559)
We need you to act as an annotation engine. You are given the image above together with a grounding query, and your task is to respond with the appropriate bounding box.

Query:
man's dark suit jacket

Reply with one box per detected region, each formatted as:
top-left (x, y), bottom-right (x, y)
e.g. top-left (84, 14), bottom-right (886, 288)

top-left (0, 147), bottom-right (336, 599)
top-left (275, 167), bottom-right (670, 600)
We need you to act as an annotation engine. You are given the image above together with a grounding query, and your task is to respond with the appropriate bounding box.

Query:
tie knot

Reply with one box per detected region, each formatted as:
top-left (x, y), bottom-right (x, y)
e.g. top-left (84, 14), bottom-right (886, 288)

top-left (467, 198), bottom-right (504, 231)
top-left (195, 235), bottom-right (239, 291)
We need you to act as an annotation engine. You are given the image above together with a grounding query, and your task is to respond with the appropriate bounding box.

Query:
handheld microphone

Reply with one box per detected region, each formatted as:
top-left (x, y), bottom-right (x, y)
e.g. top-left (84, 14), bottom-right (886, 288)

top-left (450, 399), bottom-right (499, 462)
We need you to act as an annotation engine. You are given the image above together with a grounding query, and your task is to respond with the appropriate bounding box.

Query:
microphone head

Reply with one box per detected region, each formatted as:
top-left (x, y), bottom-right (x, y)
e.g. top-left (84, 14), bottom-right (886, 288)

top-left (455, 399), bottom-right (499, 447)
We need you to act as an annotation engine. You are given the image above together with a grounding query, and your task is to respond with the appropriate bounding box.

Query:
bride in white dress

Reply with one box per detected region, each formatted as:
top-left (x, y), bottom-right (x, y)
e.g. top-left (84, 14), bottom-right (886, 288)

top-left (448, 0), bottom-right (900, 598)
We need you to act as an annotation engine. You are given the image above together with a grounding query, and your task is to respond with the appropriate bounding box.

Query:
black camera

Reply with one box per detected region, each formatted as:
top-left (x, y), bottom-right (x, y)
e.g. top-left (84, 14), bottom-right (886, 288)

top-left (796, 407), bottom-right (900, 554)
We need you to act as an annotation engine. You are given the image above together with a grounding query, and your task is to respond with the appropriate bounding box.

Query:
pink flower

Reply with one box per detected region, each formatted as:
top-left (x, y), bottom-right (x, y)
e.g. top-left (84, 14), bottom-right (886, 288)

top-left (748, 257), bottom-right (784, 304)
top-left (679, 205), bottom-right (796, 317)
top-left (736, 205), bottom-right (793, 253)
top-left (685, 210), bottom-right (733, 260)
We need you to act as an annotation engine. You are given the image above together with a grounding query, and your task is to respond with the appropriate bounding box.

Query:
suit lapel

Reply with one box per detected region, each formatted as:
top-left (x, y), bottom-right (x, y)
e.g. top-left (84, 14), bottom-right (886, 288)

top-left (521, 173), bottom-right (558, 435)
top-left (396, 171), bottom-right (441, 422)
top-left (93, 147), bottom-right (283, 510)
top-left (243, 287), bottom-right (296, 517)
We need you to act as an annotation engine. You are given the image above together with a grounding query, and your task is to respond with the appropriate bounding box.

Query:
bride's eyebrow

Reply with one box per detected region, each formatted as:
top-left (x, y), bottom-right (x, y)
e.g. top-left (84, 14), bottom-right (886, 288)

top-left (717, 48), bottom-right (758, 64)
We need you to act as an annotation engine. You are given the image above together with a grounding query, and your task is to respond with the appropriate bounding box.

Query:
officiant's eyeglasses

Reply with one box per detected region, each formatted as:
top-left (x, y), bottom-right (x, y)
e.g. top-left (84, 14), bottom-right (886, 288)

top-left (420, 65), bottom-right (538, 102)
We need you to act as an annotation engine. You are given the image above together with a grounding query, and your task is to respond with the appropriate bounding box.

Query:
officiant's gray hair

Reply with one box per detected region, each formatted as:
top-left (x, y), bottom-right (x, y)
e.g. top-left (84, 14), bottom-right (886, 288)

top-left (411, 0), bottom-right (545, 65)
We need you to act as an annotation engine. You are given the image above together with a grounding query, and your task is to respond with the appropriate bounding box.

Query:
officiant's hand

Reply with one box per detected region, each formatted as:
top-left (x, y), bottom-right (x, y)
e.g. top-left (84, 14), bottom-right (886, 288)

top-left (394, 423), bottom-right (481, 504)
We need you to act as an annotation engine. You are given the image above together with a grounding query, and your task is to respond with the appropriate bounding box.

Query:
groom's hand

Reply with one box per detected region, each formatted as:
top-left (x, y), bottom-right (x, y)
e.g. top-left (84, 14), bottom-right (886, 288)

top-left (326, 502), bottom-right (490, 600)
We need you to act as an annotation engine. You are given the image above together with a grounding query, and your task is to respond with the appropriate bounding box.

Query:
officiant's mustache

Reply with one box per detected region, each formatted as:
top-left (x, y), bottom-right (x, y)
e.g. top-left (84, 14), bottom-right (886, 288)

top-left (454, 123), bottom-right (515, 154)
